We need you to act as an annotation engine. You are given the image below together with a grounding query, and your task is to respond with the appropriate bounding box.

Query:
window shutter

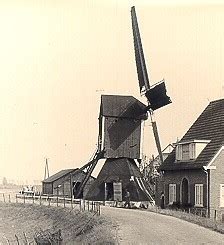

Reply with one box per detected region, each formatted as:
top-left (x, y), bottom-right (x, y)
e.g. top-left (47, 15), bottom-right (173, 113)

top-left (189, 143), bottom-right (195, 159)
top-left (195, 184), bottom-right (203, 206)
top-left (175, 145), bottom-right (179, 160)
top-left (176, 145), bottom-right (182, 161)
top-left (220, 184), bottom-right (224, 207)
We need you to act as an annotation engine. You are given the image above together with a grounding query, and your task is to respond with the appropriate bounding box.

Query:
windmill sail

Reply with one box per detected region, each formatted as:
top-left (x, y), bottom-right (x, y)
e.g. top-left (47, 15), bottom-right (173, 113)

top-left (145, 80), bottom-right (172, 111)
top-left (131, 6), bottom-right (150, 93)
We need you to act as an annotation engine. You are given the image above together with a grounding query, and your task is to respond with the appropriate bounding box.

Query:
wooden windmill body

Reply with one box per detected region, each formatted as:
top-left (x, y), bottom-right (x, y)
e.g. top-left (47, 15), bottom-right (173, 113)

top-left (85, 95), bottom-right (153, 201)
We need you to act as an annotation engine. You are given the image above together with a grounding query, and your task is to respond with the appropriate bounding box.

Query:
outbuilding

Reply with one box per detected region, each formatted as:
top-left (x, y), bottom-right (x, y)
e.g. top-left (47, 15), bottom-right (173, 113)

top-left (42, 169), bottom-right (95, 198)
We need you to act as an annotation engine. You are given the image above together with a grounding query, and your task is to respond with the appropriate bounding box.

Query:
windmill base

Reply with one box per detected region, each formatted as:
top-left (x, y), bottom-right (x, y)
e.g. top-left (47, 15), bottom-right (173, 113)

top-left (85, 158), bottom-right (154, 202)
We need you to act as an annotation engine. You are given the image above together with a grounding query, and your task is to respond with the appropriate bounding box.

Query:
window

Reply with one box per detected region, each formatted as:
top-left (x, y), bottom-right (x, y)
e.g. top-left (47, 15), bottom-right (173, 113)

top-left (195, 184), bottom-right (203, 207)
top-left (169, 184), bottom-right (176, 204)
top-left (182, 144), bottom-right (190, 160)
top-left (176, 140), bottom-right (209, 162)
top-left (220, 184), bottom-right (224, 207)
top-left (176, 143), bottom-right (195, 161)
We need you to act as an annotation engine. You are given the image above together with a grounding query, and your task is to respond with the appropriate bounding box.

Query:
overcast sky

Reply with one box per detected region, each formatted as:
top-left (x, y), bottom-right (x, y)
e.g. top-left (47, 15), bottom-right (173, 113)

top-left (0, 0), bottom-right (224, 183)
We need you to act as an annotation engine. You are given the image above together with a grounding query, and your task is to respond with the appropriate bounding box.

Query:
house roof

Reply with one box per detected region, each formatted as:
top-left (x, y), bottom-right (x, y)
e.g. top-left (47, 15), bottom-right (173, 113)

top-left (100, 95), bottom-right (148, 120)
top-left (42, 169), bottom-right (78, 183)
top-left (160, 99), bottom-right (224, 170)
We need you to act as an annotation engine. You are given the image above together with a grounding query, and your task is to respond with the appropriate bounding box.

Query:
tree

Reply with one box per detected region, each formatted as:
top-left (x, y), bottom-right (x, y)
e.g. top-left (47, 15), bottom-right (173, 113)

top-left (2, 177), bottom-right (8, 186)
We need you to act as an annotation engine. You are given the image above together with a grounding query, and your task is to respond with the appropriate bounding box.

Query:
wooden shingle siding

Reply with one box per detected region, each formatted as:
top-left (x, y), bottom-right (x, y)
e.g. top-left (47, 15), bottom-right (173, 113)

top-left (103, 117), bottom-right (142, 159)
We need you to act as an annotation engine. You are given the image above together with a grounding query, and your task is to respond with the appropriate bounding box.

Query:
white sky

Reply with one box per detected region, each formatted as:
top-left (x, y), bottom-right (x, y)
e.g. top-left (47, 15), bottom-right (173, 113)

top-left (0, 0), bottom-right (224, 182)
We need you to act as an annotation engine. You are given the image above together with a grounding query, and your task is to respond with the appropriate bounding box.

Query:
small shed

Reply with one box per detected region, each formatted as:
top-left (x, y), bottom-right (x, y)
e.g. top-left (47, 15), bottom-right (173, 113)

top-left (42, 169), bottom-right (95, 198)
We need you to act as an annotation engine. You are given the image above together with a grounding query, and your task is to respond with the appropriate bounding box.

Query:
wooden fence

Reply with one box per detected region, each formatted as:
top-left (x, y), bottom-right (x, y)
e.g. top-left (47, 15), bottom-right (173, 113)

top-left (1, 193), bottom-right (101, 215)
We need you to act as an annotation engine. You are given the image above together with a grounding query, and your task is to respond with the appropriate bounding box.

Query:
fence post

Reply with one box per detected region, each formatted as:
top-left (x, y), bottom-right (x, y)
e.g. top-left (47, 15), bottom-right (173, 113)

top-left (3, 193), bottom-right (5, 203)
top-left (57, 195), bottom-right (58, 207)
top-left (87, 201), bottom-right (89, 211)
top-left (214, 210), bottom-right (217, 221)
top-left (40, 195), bottom-right (42, 206)
top-left (15, 234), bottom-right (19, 245)
top-left (48, 196), bottom-right (51, 206)
top-left (70, 197), bottom-right (73, 209)
top-left (8, 194), bottom-right (11, 203)
top-left (24, 194), bottom-right (25, 204)
top-left (23, 232), bottom-right (28, 244)
top-left (33, 195), bottom-right (34, 204)
top-left (91, 201), bottom-right (93, 212)
top-left (64, 196), bottom-right (65, 208)
top-left (16, 194), bottom-right (18, 203)
top-left (79, 200), bottom-right (82, 211)
top-left (83, 200), bottom-right (85, 211)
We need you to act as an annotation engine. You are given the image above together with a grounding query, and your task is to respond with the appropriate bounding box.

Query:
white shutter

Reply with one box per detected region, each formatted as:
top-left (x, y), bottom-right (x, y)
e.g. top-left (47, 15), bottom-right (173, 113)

top-left (169, 184), bottom-right (176, 204)
top-left (176, 145), bottom-right (182, 161)
top-left (195, 184), bottom-right (203, 207)
top-left (189, 143), bottom-right (195, 159)
top-left (220, 184), bottom-right (224, 207)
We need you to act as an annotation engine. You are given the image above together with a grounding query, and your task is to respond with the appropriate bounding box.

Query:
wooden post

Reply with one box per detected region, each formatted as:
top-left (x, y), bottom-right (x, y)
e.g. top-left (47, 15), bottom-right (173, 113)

top-left (24, 194), bottom-right (25, 204)
top-left (33, 195), bottom-right (34, 204)
top-left (87, 201), bottom-right (89, 211)
top-left (57, 195), bottom-right (58, 207)
top-left (6, 238), bottom-right (10, 245)
top-left (8, 194), bottom-right (11, 203)
top-left (99, 203), bottom-right (101, 215)
top-left (79, 200), bottom-right (82, 211)
top-left (16, 194), bottom-right (18, 203)
top-left (63, 196), bottom-right (65, 208)
top-left (23, 232), bottom-right (28, 244)
top-left (3, 193), bottom-right (5, 203)
top-left (214, 210), bottom-right (217, 221)
top-left (92, 201), bottom-right (93, 212)
top-left (15, 234), bottom-right (19, 244)
top-left (48, 196), bottom-right (51, 206)
top-left (40, 195), bottom-right (42, 206)
top-left (71, 197), bottom-right (73, 209)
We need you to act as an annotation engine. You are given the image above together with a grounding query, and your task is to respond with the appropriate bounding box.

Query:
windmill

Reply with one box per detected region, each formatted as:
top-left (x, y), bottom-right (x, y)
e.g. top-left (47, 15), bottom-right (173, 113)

top-left (131, 6), bottom-right (171, 165)
top-left (74, 6), bottom-right (171, 202)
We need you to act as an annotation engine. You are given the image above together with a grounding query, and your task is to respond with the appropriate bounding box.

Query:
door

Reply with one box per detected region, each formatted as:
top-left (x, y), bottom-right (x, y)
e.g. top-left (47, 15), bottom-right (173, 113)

top-left (182, 178), bottom-right (189, 206)
top-left (113, 182), bottom-right (122, 201)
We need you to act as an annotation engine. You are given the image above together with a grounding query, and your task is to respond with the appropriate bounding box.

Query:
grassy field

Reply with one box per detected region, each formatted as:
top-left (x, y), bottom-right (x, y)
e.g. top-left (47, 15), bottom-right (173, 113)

top-left (0, 202), bottom-right (117, 244)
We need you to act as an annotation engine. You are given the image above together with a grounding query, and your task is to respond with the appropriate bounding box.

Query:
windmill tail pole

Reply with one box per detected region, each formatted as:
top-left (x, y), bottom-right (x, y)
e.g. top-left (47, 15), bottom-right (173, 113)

top-left (150, 112), bottom-right (164, 165)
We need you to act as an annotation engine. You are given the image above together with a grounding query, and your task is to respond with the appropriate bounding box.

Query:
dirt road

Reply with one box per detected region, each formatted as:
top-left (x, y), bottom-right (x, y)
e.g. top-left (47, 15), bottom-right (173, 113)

top-left (102, 206), bottom-right (224, 244)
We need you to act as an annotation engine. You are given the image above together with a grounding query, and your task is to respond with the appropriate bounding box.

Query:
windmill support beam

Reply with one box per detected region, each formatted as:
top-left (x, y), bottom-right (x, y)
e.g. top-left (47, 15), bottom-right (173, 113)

top-left (75, 150), bottom-right (104, 199)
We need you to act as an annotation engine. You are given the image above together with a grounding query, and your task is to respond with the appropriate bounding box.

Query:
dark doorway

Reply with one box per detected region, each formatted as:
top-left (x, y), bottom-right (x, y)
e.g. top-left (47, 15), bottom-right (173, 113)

top-left (182, 178), bottom-right (189, 206)
top-left (73, 182), bottom-right (83, 199)
top-left (105, 183), bottom-right (114, 201)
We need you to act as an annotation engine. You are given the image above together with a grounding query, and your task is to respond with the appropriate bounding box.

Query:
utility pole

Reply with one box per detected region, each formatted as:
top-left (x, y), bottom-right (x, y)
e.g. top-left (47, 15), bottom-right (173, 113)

top-left (44, 158), bottom-right (50, 180)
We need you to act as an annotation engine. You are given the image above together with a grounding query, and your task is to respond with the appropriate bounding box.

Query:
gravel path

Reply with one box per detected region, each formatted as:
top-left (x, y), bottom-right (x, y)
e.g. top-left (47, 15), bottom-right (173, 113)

top-left (102, 206), bottom-right (224, 244)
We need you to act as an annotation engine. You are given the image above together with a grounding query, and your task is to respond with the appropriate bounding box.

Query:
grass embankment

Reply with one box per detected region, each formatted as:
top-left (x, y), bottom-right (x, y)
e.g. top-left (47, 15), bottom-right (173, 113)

top-left (0, 202), bottom-right (117, 244)
top-left (147, 206), bottom-right (224, 234)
